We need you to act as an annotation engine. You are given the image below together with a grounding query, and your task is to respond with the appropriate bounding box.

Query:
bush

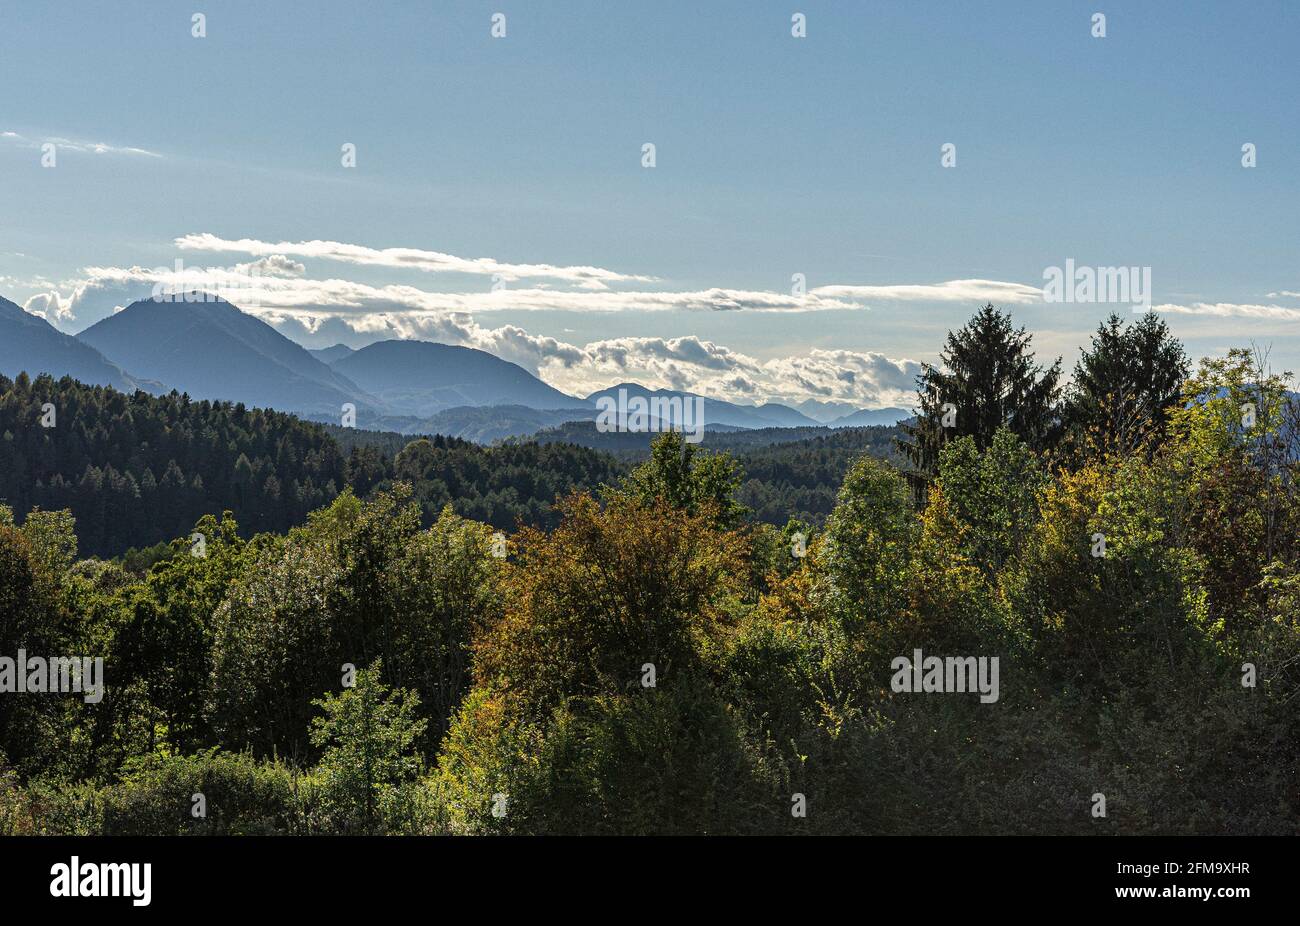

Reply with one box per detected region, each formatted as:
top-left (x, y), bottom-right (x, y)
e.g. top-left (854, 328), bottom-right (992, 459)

top-left (98, 749), bottom-right (297, 835)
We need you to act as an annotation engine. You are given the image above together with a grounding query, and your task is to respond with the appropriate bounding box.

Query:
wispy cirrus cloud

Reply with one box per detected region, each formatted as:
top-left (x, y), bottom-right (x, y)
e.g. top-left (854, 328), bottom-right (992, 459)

top-left (1, 130), bottom-right (161, 158)
top-left (174, 233), bottom-right (658, 289)
top-left (172, 234), bottom-right (1054, 307)
top-left (1152, 302), bottom-right (1300, 321)
top-left (41, 258), bottom-right (1045, 323)
top-left (811, 278), bottom-right (1043, 304)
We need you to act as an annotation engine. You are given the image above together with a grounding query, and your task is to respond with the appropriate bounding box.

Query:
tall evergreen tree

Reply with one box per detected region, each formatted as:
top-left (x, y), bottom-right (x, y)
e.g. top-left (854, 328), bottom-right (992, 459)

top-left (1062, 312), bottom-right (1188, 458)
top-left (898, 304), bottom-right (1062, 490)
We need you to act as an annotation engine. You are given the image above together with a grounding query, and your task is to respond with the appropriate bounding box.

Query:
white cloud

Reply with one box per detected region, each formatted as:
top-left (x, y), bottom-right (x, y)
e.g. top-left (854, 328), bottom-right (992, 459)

top-left (174, 233), bottom-right (658, 288)
top-left (536, 336), bottom-right (921, 407)
top-left (213, 303), bottom-right (917, 407)
top-left (1, 129), bottom-right (161, 158)
top-left (20, 245), bottom-right (1077, 410)
top-left (232, 255), bottom-right (306, 278)
top-left (22, 291), bottom-right (79, 324)
top-left (172, 234), bottom-right (1053, 310)
top-left (812, 278), bottom-right (1043, 304)
top-left (40, 262), bottom-right (865, 327)
top-left (1152, 302), bottom-right (1300, 321)
top-left (28, 262), bottom-right (921, 408)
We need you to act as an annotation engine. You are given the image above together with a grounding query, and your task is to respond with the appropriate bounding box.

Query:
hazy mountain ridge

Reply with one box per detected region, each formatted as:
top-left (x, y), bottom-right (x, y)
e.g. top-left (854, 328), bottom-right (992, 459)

top-left (0, 295), bottom-right (147, 393)
top-left (585, 382), bottom-right (822, 430)
top-left (358, 405), bottom-right (592, 443)
top-left (77, 296), bottom-right (376, 418)
top-left (4, 293), bottom-right (881, 438)
top-left (329, 339), bottom-right (589, 416)
top-left (827, 406), bottom-right (913, 427)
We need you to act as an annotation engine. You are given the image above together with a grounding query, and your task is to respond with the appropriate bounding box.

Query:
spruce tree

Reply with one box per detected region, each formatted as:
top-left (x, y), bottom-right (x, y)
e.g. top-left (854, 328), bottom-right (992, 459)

top-left (898, 304), bottom-right (1062, 491)
top-left (1063, 312), bottom-right (1188, 458)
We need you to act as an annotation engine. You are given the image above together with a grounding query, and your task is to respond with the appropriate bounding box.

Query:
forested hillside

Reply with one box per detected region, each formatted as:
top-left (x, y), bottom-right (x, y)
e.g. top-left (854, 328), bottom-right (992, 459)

top-left (0, 374), bottom-right (622, 555)
top-left (0, 373), bottom-right (348, 553)
top-left (732, 427), bottom-right (906, 525)
top-left (0, 373), bottom-right (899, 557)
top-left (533, 420), bottom-right (904, 459)
top-left (0, 308), bottom-right (1296, 836)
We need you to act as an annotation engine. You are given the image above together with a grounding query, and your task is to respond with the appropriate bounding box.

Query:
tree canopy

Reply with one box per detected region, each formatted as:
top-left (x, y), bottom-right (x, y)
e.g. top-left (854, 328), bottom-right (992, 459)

top-left (1, 316), bottom-right (1297, 836)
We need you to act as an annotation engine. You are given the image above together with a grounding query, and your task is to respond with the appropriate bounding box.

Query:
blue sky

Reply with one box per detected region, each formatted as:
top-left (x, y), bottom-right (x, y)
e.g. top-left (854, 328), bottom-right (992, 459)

top-left (1, 0), bottom-right (1296, 407)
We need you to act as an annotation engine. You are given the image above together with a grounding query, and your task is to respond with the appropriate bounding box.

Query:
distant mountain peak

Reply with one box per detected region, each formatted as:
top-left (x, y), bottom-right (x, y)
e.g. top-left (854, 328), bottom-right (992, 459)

top-left (77, 295), bottom-right (375, 417)
top-left (309, 343), bottom-right (356, 364)
top-left (0, 294), bottom-right (143, 392)
top-left (329, 339), bottom-right (588, 416)
top-left (585, 383), bottom-right (819, 429)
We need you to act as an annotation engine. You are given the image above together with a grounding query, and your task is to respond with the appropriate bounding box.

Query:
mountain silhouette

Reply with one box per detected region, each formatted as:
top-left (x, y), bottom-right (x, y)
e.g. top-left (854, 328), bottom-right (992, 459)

top-left (0, 295), bottom-right (144, 391)
top-left (76, 294), bottom-right (374, 418)
top-left (585, 382), bottom-right (819, 430)
top-left (329, 339), bottom-right (589, 415)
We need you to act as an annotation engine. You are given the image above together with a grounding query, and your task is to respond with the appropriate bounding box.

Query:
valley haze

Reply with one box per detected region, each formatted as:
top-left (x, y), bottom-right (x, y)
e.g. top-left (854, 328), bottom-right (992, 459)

top-left (0, 292), bottom-right (911, 441)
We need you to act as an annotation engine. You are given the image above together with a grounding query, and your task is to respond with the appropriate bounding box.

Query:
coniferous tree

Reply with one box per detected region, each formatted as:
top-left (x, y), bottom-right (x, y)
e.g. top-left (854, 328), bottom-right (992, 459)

top-left (1062, 312), bottom-right (1188, 458)
top-left (898, 304), bottom-right (1062, 491)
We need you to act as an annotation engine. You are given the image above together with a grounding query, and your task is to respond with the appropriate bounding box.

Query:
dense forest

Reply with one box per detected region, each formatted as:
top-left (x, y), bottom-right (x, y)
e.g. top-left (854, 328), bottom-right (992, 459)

top-left (0, 375), bottom-right (893, 559)
top-left (1, 307), bottom-right (1297, 835)
top-left (0, 375), bottom-right (627, 557)
top-left (531, 420), bottom-right (903, 458)
top-left (0, 376), bottom-right (348, 554)
top-left (732, 427), bottom-right (905, 526)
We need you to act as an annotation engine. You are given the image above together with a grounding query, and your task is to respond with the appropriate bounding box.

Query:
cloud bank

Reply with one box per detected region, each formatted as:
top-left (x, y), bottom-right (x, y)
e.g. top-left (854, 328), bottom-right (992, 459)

top-left (19, 232), bottom-right (1291, 410)
top-left (20, 255), bottom-right (932, 407)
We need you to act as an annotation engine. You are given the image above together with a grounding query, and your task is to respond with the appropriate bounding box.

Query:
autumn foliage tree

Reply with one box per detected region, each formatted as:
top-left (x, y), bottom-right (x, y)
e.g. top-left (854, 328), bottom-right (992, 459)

top-left (4, 324), bottom-right (1299, 836)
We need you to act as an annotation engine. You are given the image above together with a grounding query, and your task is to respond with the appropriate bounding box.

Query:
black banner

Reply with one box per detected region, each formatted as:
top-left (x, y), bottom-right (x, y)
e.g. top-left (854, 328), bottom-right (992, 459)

top-left (0, 835), bottom-right (1286, 913)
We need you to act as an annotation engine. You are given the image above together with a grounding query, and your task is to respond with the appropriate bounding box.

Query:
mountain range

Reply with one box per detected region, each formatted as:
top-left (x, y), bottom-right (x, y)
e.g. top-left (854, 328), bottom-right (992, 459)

top-left (0, 296), bottom-right (145, 393)
top-left (585, 382), bottom-right (822, 429)
top-left (825, 406), bottom-right (913, 427)
top-left (0, 292), bottom-right (909, 439)
top-left (794, 398), bottom-right (864, 423)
